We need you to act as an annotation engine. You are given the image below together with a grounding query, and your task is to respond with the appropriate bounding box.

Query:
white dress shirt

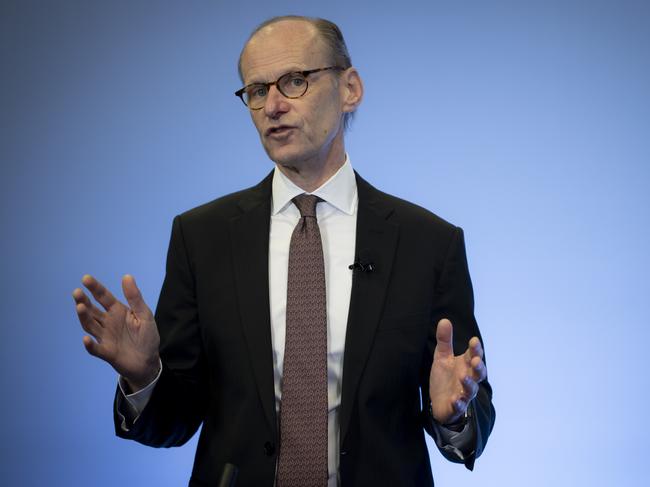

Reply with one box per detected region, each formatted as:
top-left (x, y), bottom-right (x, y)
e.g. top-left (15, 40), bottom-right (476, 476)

top-left (118, 155), bottom-right (471, 486)
top-left (269, 157), bottom-right (357, 486)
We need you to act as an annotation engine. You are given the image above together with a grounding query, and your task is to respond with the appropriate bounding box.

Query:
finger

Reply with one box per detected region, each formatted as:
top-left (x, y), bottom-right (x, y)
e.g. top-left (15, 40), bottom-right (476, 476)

top-left (468, 336), bottom-right (484, 360)
top-left (72, 288), bottom-right (105, 323)
top-left (76, 302), bottom-right (103, 339)
top-left (470, 356), bottom-right (487, 383)
top-left (462, 337), bottom-right (483, 368)
top-left (434, 319), bottom-right (454, 359)
top-left (82, 274), bottom-right (118, 311)
top-left (82, 335), bottom-right (107, 361)
top-left (121, 275), bottom-right (150, 317)
top-left (461, 375), bottom-right (479, 402)
top-left (453, 398), bottom-right (467, 417)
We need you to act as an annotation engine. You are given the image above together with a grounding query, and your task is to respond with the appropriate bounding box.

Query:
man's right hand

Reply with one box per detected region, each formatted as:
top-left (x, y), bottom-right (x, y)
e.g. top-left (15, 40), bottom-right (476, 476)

top-left (73, 274), bottom-right (161, 391)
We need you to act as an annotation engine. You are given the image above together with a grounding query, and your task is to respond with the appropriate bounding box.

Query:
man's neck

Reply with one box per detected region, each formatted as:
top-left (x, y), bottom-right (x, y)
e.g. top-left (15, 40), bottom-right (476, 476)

top-left (276, 138), bottom-right (346, 193)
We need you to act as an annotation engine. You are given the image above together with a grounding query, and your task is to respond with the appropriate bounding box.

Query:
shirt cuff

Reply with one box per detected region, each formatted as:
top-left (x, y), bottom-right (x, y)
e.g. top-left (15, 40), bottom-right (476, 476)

top-left (433, 421), bottom-right (474, 461)
top-left (116, 359), bottom-right (162, 430)
top-left (429, 403), bottom-right (476, 462)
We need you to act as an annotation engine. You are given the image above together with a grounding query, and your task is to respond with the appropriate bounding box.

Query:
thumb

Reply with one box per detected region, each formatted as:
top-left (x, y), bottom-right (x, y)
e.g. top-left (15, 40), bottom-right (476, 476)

top-left (122, 274), bottom-right (150, 317)
top-left (434, 318), bottom-right (454, 359)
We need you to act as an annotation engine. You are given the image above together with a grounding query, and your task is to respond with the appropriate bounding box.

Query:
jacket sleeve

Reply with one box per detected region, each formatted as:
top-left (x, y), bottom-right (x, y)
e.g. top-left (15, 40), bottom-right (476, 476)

top-left (422, 226), bottom-right (496, 470)
top-left (114, 215), bottom-right (208, 447)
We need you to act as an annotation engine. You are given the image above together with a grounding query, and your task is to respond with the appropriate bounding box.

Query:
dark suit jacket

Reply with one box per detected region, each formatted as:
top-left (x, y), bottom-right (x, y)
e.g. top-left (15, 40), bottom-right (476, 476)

top-left (115, 171), bottom-right (495, 486)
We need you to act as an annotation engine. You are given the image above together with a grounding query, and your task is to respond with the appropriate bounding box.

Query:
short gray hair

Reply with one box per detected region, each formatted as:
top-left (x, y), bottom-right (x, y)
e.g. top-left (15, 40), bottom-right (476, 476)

top-left (238, 15), bottom-right (356, 130)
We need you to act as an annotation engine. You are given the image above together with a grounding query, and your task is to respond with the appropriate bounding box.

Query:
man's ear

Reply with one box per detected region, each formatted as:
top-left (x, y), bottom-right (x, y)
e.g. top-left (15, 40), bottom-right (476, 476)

top-left (340, 67), bottom-right (364, 114)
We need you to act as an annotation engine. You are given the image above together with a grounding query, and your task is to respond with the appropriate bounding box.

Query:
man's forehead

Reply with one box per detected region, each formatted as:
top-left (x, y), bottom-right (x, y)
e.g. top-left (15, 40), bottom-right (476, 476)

top-left (248, 19), bottom-right (318, 47)
top-left (241, 20), bottom-right (328, 83)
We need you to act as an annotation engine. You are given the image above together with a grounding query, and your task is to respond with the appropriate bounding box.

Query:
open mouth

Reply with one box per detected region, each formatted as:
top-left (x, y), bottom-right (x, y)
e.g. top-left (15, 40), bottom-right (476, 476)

top-left (265, 126), bottom-right (295, 137)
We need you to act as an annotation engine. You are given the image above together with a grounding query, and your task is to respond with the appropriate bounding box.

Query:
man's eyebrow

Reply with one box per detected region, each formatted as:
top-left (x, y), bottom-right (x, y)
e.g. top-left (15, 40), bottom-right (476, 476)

top-left (246, 66), bottom-right (306, 85)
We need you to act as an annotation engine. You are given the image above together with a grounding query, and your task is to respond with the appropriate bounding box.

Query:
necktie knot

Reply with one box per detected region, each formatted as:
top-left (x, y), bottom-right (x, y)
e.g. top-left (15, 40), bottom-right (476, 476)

top-left (292, 194), bottom-right (320, 219)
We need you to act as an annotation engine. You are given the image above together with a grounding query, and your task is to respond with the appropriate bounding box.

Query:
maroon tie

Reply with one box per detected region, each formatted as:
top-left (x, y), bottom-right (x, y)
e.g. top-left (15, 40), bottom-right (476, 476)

top-left (276, 194), bottom-right (328, 487)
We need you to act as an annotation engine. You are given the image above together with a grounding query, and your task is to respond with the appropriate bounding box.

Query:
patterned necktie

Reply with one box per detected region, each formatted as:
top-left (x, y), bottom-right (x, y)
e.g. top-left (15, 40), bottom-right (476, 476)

top-left (276, 194), bottom-right (328, 487)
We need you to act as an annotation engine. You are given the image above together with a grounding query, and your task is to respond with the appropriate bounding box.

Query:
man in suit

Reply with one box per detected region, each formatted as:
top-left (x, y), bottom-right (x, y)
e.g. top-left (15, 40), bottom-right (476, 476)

top-left (73, 15), bottom-right (495, 486)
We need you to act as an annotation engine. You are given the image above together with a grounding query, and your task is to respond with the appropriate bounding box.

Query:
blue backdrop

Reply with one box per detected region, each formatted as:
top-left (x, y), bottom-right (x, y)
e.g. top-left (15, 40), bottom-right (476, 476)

top-left (2, 1), bottom-right (648, 485)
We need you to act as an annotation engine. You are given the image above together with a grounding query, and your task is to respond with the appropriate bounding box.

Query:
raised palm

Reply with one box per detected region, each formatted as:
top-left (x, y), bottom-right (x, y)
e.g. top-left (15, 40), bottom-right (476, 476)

top-left (73, 274), bottom-right (160, 390)
top-left (429, 319), bottom-right (486, 425)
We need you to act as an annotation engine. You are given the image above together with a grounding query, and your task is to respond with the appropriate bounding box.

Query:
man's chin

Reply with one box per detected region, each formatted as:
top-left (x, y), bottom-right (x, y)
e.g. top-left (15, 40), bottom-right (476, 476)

top-left (264, 145), bottom-right (311, 168)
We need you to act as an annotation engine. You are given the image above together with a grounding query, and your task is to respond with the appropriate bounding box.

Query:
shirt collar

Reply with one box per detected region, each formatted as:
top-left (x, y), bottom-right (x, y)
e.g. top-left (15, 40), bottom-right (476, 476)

top-left (271, 154), bottom-right (357, 216)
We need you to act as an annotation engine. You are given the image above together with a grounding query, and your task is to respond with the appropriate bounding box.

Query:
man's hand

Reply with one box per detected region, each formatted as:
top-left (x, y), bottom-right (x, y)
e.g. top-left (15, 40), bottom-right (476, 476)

top-left (429, 318), bottom-right (487, 425)
top-left (73, 274), bottom-right (160, 391)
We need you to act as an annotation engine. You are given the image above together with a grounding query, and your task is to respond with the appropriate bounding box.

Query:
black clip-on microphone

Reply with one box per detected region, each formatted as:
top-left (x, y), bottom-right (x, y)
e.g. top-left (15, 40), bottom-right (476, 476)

top-left (349, 261), bottom-right (375, 273)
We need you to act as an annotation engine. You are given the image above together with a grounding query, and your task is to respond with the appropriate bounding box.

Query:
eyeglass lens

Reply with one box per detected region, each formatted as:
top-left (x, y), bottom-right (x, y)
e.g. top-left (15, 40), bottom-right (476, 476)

top-left (244, 72), bottom-right (308, 109)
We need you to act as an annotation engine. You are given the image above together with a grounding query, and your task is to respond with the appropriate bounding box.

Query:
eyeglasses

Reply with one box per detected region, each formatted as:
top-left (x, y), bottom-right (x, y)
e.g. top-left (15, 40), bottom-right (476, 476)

top-left (235, 66), bottom-right (344, 110)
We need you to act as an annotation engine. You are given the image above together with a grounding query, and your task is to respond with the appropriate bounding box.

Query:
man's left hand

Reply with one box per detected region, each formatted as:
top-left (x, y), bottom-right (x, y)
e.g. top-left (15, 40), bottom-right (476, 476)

top-left (429, 318), bottom-right (487, 425)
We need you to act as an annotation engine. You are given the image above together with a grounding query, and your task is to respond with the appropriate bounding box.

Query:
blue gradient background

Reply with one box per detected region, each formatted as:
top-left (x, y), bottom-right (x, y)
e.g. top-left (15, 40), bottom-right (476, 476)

top-left (1, 1), bottom-right (648, 485)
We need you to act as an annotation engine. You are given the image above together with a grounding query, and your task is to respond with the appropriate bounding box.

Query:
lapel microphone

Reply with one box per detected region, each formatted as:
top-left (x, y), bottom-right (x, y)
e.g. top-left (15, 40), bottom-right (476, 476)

top-left (348, 261), bottom-right (375, 273)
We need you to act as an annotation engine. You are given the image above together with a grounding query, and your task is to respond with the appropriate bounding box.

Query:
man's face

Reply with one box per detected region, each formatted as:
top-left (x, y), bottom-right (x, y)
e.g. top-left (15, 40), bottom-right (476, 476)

top-left (239, 21), bottom-right (345, 169)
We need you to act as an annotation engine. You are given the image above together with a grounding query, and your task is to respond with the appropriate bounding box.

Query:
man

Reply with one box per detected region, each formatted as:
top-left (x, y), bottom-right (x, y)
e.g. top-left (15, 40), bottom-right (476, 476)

top-left (73, 15), bottom-right (495, 487)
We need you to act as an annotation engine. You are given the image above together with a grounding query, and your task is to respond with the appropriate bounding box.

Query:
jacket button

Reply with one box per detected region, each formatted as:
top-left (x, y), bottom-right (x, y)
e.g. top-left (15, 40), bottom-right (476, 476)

top-left (264, 442), bottom-right (275, 456)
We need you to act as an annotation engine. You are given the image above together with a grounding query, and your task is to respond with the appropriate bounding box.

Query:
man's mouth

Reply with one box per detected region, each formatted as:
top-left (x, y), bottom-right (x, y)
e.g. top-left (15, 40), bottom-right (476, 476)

top-left (265, 126), bottom-right (295, 137)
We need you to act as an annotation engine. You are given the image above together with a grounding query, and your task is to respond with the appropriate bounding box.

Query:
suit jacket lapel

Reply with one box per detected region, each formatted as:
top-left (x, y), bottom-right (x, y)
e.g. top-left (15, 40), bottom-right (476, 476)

top-left (339, 173), bottom-right (400, 445)
top-left (228, 170), bottom-right (399, 444)
top-left (229, 172), bottom-right (278, 436)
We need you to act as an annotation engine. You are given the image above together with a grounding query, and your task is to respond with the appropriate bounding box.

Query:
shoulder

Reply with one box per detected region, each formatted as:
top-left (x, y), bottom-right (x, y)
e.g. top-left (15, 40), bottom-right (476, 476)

top-left (175, 171), bottom-right (273, 228)
top-left (356, 172), bottom-right (459, 236)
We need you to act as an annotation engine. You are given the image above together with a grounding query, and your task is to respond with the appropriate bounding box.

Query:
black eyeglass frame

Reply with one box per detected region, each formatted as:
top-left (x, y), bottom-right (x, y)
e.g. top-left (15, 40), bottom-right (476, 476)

top-left (234, 66), bottom-right (344, 109)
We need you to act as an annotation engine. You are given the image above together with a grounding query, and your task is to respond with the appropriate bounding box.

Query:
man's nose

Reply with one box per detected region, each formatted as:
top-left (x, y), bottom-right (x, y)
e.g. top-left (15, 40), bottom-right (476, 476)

top-left (263, 85), bottom-right (289, 118)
